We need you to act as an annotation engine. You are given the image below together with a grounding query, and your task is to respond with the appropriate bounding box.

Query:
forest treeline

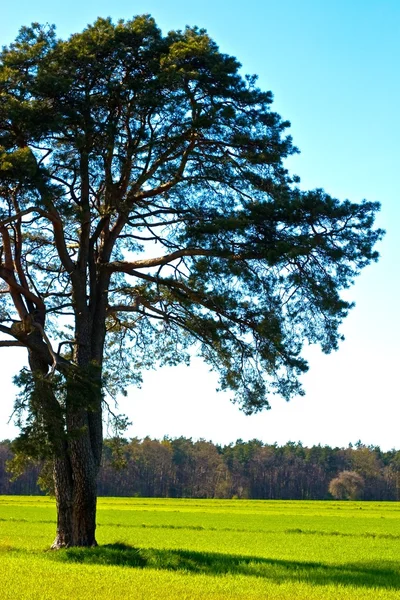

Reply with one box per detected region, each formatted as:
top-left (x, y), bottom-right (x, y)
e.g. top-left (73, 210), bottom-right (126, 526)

top-left (1, 437), bottom-right (400, 500)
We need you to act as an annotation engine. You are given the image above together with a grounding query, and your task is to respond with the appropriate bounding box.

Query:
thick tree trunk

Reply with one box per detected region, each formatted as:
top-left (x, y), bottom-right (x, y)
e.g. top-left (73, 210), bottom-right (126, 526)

top-left (71, 467), bottom-right (98, 547)
top-left (53, 362), bottom-right (103, 548)
top-left (50, 432), bottom-right (100, 548)
top-left (26, 264), bottom-right (106, 547)
top-left (51, 454), bottom-right (73, 548)
top-left (27, 336), bottom-right (102, 548)
top-left (50, 427), bottom-right (100, 547)
top-left (26, 340), bottom-right (75, 548)
top-left (69, 428), bottom-right (99, 547)
top-left (52, 270), bottom-right (107, 547)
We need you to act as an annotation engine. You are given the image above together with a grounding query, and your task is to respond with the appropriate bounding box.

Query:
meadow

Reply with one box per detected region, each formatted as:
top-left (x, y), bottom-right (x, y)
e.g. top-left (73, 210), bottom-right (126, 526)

top-left (1, 496), bottom-right (400, 599)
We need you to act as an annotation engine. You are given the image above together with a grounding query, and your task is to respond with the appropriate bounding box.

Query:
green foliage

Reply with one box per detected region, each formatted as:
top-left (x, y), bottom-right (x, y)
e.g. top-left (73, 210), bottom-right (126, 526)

top-left (0, 14), bottom-right (383, 418)
top-left (10, 369), bottom-right (62, 461)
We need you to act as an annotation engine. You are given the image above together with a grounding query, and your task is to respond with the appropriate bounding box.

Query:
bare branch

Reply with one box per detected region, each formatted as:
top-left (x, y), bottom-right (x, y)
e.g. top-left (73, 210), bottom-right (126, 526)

top-left (0, 265), bottom-right (45, 312)
top-left (57, 340), bottom-right (75, 355)
top-left (0, 225), bottom-right (29, 318)
top-left (107, 248), bottom-right (214, 271)
top-left (0, 207), bottom-right (49, 228)
top-left (0, 206), bottom-right (75, 274)
top-left (107, 299), bottom-right (166, 318)
top-left (133, 136), bottom-right (197, 202)
top-left (32, 321), bottom-right (59, 377)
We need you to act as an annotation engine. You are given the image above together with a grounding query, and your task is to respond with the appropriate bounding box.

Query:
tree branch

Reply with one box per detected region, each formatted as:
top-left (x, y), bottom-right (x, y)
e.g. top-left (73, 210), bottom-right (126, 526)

top-left (107, 299), bottom-right (166, 318)
top-left (107, 248), bottom-right (214, 271)
top-left (133, 136), bottom-right (197, 202)
top-left (0, 265), bottom-right (45, 312)
top-left (0, 206), bottom-right (75, 274)
top-left (0, 207), bottom-right (47, 228)
top-left (0, 324), bottom-right (15, 337)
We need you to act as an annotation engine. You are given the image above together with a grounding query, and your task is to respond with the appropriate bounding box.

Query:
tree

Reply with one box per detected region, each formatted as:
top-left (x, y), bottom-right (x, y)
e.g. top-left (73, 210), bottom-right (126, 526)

top-left (329, 470), bottom-right (365, 500)
top-left (0, 16), bottom-right (382, 547)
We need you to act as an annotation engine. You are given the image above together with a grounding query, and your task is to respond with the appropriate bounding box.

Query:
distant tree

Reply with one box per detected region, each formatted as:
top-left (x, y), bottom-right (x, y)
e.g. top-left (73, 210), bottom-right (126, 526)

top-left (384, 451), bottom-right (400, 501)
top-left (350, 443), bottom-right (385, 500)
top-left (137, 437), bottom-right (174, 497)
top-left (0, 441), bottom-right (43, 494)
top-left (247, 444), bottom-right (278, 499)
top-left (223, 439), bottom-right (259, 498)
top-left (0, 16), bottom-right (382, 547)
top-left (329, 470), bottom-right (365, 500)
top-left (0, 442), bottom-right (12, 494)
top-left (190, 440), bottom-right (227, 498)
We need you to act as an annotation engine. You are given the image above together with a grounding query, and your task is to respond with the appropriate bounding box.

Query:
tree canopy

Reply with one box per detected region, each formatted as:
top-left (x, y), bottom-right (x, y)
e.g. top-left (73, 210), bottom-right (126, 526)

top-left (0, 15), bottom-right (383, 546)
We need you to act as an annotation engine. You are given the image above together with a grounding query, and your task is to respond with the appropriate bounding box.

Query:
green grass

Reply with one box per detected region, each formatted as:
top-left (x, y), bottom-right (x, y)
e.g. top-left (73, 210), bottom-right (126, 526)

top-left (1, 497), bottom-right (400, 599)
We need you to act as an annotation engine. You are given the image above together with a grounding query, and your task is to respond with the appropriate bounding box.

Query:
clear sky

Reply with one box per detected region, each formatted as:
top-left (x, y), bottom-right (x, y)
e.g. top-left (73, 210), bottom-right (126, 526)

top-left (1, 0), bottom-right (399, 449)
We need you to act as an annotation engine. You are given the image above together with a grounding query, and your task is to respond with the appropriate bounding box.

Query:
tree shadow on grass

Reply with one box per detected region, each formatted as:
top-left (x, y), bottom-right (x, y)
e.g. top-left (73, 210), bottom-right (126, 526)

top-left (52, 543), bottom-right (400, 590)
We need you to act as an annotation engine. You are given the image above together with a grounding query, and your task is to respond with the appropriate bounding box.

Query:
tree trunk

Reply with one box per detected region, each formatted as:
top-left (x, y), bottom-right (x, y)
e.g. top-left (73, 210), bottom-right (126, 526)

top-left (53, 363), bottom-right (103, 548)
top-left (69, 429), bottom-right (99, 547)
top-left (50, 429), bottom-right (100, 547)
top-left (51, 453), bottom-right (73, 548)
top-left (27, 338), bottom-right (102, 548)
top-left (25, 341), bottom-right (75, 548)
top-left (50, 431), bottom-right (99, 548)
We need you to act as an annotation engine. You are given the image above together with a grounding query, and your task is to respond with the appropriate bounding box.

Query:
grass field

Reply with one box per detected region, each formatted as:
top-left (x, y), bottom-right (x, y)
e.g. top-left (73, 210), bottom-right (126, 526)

top-left (1, 496), bottom-right (400, 599)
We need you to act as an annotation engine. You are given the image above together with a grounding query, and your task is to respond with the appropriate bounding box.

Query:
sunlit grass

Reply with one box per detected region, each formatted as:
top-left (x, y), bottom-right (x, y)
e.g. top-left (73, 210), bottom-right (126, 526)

top-left (1, 496), bottom-right (400, 599)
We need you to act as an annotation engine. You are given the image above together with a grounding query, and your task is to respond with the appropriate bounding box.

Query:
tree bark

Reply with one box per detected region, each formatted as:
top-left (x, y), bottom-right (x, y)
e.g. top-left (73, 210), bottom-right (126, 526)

top-left (67, 407), bottom-right (100, 547)
top-left (51, 453), bottom-right (73, 548)
top-left (50, 408), bottom-right (101, 547)
top-left (26, 326), bottom-right (102, 548)
top-left (26, 339), bottom-right (74, 548)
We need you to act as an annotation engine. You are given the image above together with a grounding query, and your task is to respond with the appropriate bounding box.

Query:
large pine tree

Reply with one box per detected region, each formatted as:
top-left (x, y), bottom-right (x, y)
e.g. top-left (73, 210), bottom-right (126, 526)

top-left (0, 16), bottom-right (382, 546)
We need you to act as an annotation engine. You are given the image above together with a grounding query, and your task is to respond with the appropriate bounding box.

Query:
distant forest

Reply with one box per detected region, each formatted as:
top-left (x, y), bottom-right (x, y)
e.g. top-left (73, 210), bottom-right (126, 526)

top-left (1, 437), bottom-right (400, 500)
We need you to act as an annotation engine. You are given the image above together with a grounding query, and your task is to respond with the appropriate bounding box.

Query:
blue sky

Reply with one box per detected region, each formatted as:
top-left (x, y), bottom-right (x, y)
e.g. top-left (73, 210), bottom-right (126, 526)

top-left (1, 1), bottom-right (399, 448)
